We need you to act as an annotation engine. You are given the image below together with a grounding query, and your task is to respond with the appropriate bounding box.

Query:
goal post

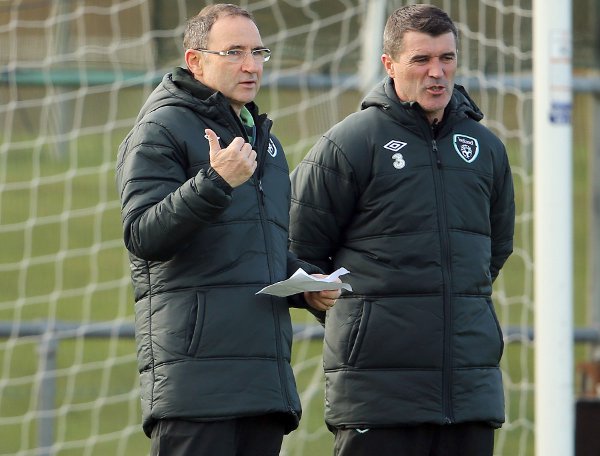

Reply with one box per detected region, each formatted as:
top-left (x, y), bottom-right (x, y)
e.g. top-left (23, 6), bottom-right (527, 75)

top-left (533, 1), bottom-right (574, 456)
top-left (358, 0), bottom-right (386, 93)
top-left (0, 1), bottom-right (595, 455)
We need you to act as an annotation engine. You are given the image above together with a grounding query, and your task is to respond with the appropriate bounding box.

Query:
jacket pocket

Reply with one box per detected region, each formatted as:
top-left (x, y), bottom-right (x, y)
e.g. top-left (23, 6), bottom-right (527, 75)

top-left (452, 296), bottom-right (504, 367)
top-left (347, 300), bottom-right (372, 366)
top-left (486, 298), bottom-right (504, 363)
top-left (186, 292), bottom-right (206, 356)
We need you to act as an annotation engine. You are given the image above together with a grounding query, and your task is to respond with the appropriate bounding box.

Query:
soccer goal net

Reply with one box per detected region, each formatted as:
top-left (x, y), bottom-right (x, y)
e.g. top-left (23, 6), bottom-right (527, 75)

top-left (0, 1), bottom-right (591, 455)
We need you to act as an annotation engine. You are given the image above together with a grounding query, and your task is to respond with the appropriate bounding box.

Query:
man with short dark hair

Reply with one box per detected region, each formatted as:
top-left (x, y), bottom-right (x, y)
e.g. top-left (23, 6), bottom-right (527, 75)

top-left (289, 4), bottom-right (515, 456)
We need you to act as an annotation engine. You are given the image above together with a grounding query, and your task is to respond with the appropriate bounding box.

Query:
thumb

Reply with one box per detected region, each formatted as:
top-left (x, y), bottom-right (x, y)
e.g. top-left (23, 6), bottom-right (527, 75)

top-left (204, 129), bottom-right (221, 155)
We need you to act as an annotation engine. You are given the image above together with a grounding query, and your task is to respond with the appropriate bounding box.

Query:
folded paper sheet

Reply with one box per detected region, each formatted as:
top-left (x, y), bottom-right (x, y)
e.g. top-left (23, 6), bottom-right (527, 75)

top-left (256, 267), bottom-right (352, 297)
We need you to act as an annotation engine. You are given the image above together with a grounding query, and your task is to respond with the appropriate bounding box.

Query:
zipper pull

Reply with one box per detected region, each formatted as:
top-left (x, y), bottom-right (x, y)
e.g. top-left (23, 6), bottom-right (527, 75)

top-left (258, 179), bottom-right (265, 205)
top-left (432, 139), bottom-right (442, 168)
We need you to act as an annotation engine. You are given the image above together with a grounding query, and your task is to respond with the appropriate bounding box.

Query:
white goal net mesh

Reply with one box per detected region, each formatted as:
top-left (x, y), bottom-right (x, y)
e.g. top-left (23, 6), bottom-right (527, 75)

top-left (0, 0), bottom-right (562, 455)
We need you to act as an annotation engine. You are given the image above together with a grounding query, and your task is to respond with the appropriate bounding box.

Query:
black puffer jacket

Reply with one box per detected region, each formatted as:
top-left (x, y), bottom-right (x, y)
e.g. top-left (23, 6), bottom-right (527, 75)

top-left (116, 68), bottom-right (319, 437)
top-left (290, 78), bottom-right (515, 429)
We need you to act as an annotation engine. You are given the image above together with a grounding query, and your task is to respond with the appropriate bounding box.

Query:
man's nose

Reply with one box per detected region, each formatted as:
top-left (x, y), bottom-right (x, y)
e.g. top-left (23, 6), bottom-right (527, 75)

top-left (241, 53), bottom-right (261, 71)
top-left (428, 59), bottom-right (444, 78)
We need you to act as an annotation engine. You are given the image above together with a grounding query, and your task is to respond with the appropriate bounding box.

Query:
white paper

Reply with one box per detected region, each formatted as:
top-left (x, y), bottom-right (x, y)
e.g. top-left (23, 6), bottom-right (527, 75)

top-left (256, 267), bottom-right (353, 297)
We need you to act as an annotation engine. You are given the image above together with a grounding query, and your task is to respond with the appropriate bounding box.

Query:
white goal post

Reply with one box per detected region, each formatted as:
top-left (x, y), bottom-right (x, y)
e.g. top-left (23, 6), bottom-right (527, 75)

top-left (533, 1), bottom-right (573, 456)
top-left (0, 1), bottom-right (595, 455)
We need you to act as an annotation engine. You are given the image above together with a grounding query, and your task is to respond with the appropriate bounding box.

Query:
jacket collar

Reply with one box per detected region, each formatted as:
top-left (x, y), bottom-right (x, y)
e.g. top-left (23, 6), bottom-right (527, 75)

top-left (361, 77), bottom-right (484, 128)
top-left (171, 67), bottom-right (260, 117)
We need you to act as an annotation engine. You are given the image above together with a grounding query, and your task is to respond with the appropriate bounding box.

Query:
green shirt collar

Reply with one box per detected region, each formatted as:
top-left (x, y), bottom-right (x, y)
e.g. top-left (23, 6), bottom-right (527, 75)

top-left (239, 106), bottom-right (255, 127)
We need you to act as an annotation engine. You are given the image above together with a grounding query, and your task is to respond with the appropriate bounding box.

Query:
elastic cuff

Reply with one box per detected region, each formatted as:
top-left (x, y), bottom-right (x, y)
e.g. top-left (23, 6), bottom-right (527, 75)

top-left (206, 166), bottom-right (233, 195)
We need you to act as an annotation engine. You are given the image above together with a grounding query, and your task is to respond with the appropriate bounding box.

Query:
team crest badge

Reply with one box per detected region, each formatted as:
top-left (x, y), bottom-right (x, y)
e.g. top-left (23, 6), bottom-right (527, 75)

top-left (453, 134), bottom-right (479, 163)
top-left (268, 138), bottom-right (278, 157)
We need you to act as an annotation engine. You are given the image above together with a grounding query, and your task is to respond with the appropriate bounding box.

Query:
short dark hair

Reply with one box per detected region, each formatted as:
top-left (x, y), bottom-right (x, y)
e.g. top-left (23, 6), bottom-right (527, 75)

top-left (183, 4), bottom-right (255, 51)
top-left (383, 4), bottom-right (458, 58)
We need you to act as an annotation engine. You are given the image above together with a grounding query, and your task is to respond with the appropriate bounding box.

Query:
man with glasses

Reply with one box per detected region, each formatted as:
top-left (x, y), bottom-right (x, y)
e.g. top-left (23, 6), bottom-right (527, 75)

top-left (116, 4), bottom-right (339, 455)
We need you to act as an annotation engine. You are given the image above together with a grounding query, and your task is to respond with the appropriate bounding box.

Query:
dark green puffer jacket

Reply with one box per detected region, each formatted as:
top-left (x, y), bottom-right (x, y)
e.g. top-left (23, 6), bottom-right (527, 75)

top-left (289, 78), bottom-right (515, 429)
top-left (116, 68), bottom-right (319, 437)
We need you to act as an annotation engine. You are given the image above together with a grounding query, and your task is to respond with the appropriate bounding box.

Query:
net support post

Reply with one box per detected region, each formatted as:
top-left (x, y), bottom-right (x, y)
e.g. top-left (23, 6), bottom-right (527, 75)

top-left (51, 0), bottom-right (72, 159)
top-left (37, 329), bottom-right (57, 456)
top-left (591, 93), bottom-right (600, 331)
top-left (358, 0), bottom-right (386, 94)
top-left (533, 0), bottom-right (574, 455)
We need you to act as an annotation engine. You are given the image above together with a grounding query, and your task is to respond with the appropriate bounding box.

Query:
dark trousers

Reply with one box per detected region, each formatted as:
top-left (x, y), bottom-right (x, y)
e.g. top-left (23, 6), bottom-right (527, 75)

top-left (334, 422), bottom-right (495, 456)
top-left (150, 415), bottom-right (286, 456)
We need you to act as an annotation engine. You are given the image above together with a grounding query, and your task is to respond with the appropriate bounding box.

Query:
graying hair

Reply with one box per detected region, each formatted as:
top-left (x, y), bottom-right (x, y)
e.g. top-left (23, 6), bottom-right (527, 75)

top-left (183, 4), bottom-right (255, 50)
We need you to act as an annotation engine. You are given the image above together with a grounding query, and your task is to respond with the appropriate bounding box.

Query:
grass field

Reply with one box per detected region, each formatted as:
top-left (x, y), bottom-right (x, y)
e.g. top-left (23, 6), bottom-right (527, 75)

top-left (0, 85), bottom-right (594, 455)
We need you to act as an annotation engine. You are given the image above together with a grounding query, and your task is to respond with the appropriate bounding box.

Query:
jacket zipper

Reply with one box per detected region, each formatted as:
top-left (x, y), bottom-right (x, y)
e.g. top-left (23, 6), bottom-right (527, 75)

top-left (253, 119), bottom-right (295, 415)
top-left (430, 130), bottom-right (455, 424)
top-left (432, 138), bottom-right (442, 169)
top-left (258, 179), bottom-right (265, 205)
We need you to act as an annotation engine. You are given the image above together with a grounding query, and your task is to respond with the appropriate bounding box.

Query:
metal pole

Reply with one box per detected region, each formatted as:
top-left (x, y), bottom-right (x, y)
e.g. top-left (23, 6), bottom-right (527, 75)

top-left (533, 0), bottom-right (574, 455)
top-left (358, 0), bottom-right (386, 94)
top-left (591, 93), bottom-right (600, 332)
top-left (37, 331), bottom-right (57, 456)
top-left (52, 0), bottom-right (71, 159)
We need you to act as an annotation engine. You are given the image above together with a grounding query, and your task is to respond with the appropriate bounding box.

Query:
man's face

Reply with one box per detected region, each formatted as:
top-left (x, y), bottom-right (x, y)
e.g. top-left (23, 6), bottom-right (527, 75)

top-left (190, 15), bottom-right (265, 114)
top-left (382, 31), bottom-right (457, 123)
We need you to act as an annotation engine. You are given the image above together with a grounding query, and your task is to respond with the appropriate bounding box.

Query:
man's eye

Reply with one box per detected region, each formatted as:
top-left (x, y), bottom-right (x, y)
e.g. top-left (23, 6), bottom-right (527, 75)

top-left (226, 50), bottom-right (243, 56)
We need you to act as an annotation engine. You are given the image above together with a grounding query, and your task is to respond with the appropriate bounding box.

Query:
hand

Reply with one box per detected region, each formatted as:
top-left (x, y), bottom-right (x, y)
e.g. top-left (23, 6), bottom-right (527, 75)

top-left (304, 275), bottom-right (342, 312)
top-left (205, 128), bottom-right (257, 188)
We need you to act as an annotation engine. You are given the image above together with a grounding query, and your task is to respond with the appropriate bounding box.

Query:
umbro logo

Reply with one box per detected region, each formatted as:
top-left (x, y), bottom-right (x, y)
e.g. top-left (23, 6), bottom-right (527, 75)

top-left (383, 140), bottom-right (407, 152)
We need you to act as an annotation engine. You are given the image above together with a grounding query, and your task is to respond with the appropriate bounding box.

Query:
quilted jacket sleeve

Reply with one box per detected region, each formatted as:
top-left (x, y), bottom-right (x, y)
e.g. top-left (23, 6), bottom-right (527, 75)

top-left (116, 120), bottom-right (231, 262)
top-left (489, 147), bottom-right (515, 281)
top-left (285, 250), bottom-right (327, 322)
top-left (289, 133), bottom-right (362, 272)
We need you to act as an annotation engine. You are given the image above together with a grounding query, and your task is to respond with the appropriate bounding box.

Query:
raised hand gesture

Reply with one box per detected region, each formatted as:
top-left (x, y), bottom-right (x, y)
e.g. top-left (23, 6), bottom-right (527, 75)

top-left (205, 128), bottom-right (257, 188)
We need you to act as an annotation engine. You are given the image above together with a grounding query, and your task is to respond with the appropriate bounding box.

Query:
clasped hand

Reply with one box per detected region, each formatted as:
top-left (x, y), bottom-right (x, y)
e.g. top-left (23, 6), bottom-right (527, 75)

top-left (304, 275), bottom-right (342, 312)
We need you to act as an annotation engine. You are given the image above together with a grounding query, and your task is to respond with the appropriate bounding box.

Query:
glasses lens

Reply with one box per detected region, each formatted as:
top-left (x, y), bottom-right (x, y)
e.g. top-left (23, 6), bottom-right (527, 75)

top-left (224, 50), bottom-right (244, 63)
top-left (253, 49), bottom-right (271, 62)
top-left (221, 49), bottom-right (271, 63)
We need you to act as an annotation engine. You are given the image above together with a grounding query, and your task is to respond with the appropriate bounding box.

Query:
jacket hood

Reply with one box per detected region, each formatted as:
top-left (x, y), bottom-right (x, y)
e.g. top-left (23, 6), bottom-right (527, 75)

top-left (361, 77), bottom-right (484, 124)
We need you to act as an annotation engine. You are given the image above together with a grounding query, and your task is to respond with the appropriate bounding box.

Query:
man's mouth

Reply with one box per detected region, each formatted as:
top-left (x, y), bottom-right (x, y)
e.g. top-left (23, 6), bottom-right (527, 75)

top-left (427, 85), bottom-right (446, 95)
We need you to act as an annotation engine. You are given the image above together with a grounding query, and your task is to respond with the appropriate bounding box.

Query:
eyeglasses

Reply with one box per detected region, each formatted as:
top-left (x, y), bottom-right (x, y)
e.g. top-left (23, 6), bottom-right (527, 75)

top-left (195, 48), bottom-right (271, 63)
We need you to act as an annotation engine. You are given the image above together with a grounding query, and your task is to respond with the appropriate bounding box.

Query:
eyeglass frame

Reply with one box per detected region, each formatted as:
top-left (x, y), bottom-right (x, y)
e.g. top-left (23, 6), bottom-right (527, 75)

top-left (194, 48), bottom-right (271, 63)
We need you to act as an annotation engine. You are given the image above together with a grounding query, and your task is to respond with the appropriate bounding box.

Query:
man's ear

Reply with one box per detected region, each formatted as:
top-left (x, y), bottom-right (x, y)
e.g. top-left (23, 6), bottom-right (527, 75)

top-left (184, 49), bottom-right (202, 76)
top-left (381, 54), bottom-right (394, 77)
